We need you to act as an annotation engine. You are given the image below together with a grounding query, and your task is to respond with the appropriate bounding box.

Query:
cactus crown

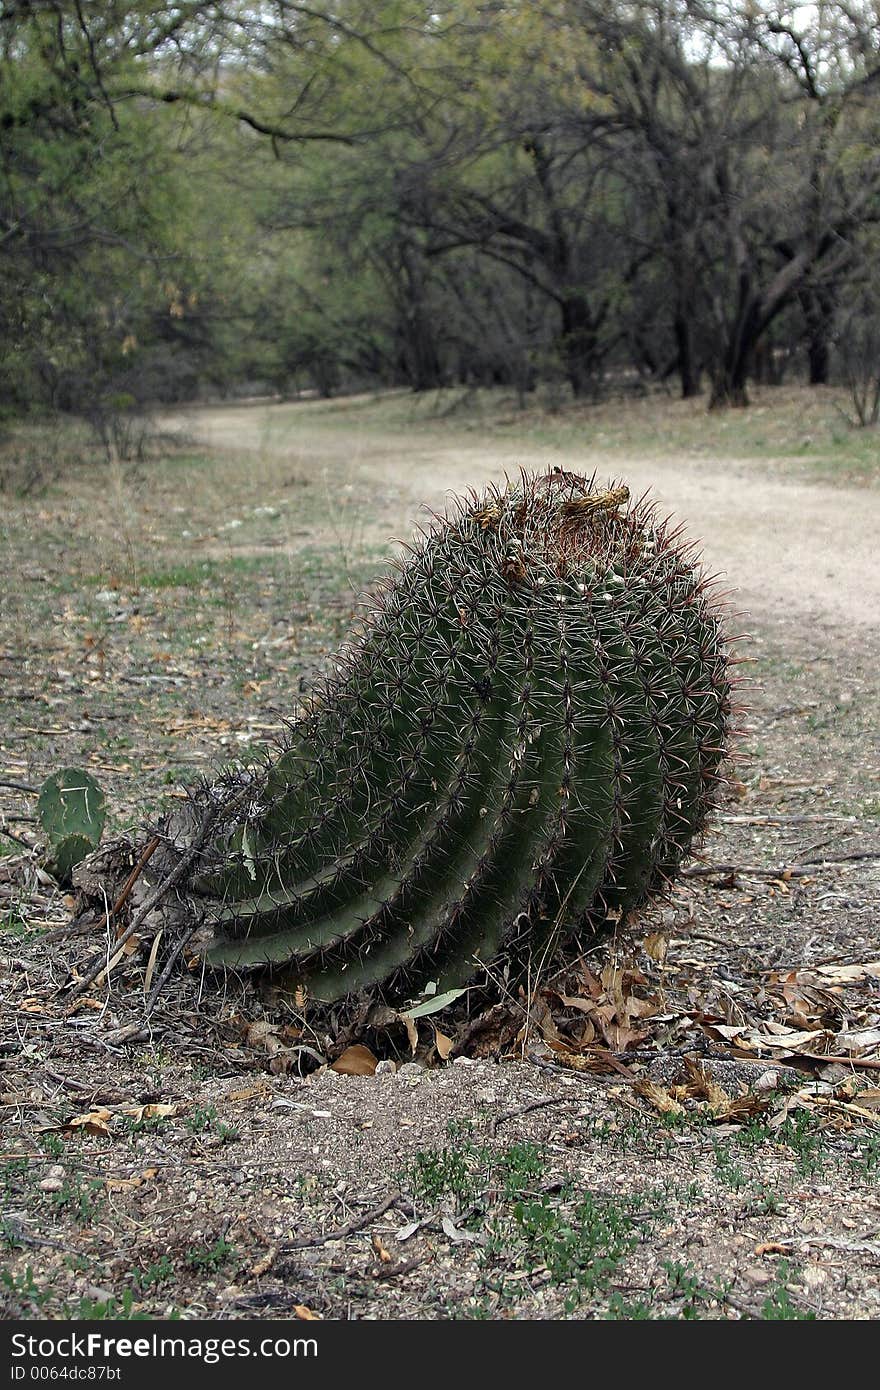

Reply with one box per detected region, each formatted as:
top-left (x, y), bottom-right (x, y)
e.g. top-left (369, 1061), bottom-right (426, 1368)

top-left (153, 469), bottom-right (732, 1006)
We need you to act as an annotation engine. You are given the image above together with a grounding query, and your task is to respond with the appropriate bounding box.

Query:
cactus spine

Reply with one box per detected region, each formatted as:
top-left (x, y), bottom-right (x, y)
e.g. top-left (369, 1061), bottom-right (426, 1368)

top-left (157, 470), bottom-right (732, 1004)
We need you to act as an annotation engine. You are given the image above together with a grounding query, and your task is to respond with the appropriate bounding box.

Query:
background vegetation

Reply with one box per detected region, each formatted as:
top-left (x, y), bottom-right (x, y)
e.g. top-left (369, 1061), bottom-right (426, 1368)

top-left (2, 0), bottom-right (879, 431)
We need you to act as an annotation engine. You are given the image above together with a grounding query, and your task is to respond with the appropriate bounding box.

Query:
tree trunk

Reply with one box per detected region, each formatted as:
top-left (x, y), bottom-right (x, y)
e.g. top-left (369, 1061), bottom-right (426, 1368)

top-left (799, 286), bottom-right (835, 386)
top-left (674, 312), bottom-right (701, 398)
top-left (558, 293), bottom-right (601, 399)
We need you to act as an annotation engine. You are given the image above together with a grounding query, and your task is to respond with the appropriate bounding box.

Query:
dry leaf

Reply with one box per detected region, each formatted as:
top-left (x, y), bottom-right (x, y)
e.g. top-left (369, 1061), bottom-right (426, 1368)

top-left (250, 1249), bottom-right (277, 1278)
top-left (331, 1045), bottom-right (379, 1076)
top-left (143, 930), bottom-right (163, 997)
top-left (683, 1058), bottom-right (731, 1112)
top-left (601, 1021), bottom-right (649, 1051)
top-left (635, 1080), bottom-right (686, 1116)
top-left (402, 1014), bottom-right (419, 1055)
top-left (65, 1108), bottom-right (113, 1138)
top-left (293, 1304), bottom-right (321, 1320)
top-left (371, 1234), bottom-right (393, 1263)
top-left (434, 1028), bottom-right (454, 1061)
top-left (106, 1166), bottom-right (158, 1192)
top-left (836, 1027), bottom-right (880, 1053)
top-left (643, 932), bottom-right (669, 965)
top-left (557, 994), bottom-right (596, 1014)
top-left (225, 1082), bottom-right (272, 1104)
top-left (815, 962), bottom-right (880, 985)
top-left (122, 1103), bottom-right (178, 1124)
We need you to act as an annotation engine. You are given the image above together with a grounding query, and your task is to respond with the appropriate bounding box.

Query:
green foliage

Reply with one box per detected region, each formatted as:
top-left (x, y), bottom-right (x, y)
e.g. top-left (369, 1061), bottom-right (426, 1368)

top-left (72, 1288), bottom-right (149, 1321)
top-left (49, 1175), bottom-right (104, 1224)
top-left (1, 1266), bottom-right (49, 1311)
top-left (134, 1255), bottom-right (175, 1290)
top-left (183, 1237), bottom-right (236, 1272)
top-left (2, 3), bottom-right (880, 414)
top-left (485, 1189), bottom-right (639, 1312)
top-left (164, 472), bottom-right (730, 1004)
top-left (761, 1262), bottom-right (817, 1320)
top-left (183, 1106), bottom-right (239, 1143)
top-left (37, 768), bottom-right (106, 883)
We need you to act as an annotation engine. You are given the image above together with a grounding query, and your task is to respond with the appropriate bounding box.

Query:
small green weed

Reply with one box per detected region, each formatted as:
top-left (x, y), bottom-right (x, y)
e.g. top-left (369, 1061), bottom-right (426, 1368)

top-left (777, 1112), bottom-right (824, 1177)
top-left (1, 1158), bottom-right (29, 1195)
top-left (0, 1219), bottom-right (24, 1250)
top-left (485, 1188), bottom-right (640, 1313)
top-left (1, 1266), bottom-right (49, 1310)
top-left (409, 1146), bottom-right (481, 1214)
top-left (119, 1112), bottom-right (172, 1138)
top-left (761, 1262), bottom-right (816, 1320)
top-left (72, 1288), bottom-right (149, 1320)
top-left (663, 1260), bottom-right (731, 1319)
top-left (849, 1135), bottom-right (880, 1179)
top-left (605, 1291), bottom-right (656, 1319)
top-left (184, 1236), bottom-right (236, 1271)
top-left (184, 1105), bottom-right (239, 1143)
top-left (50, 1175), bottom-right (103, 1223)
top-left (712, 1141), bottom-right (750, 1191)
top-left (136, 1255), bottom-right (175, 1289)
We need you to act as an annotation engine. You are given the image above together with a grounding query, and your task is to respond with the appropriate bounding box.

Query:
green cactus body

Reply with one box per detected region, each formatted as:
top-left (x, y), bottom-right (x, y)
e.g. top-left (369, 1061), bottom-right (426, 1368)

top-left (37, 768), bottom-right (107, 883)
top-left (163, 470), bottom-right (732, 1004)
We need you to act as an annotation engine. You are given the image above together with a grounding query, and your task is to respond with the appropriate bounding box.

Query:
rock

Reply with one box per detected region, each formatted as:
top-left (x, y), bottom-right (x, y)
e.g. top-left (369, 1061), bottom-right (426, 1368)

top-left (39, 1164), bottom-right (64, 1192)
top-left (397, 1063), bottom-right (424, 1081)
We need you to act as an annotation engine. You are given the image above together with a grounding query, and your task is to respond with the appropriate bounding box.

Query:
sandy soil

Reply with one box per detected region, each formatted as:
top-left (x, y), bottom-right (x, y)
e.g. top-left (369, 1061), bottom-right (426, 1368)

top-left (165, 399), bottom-right (880, 631)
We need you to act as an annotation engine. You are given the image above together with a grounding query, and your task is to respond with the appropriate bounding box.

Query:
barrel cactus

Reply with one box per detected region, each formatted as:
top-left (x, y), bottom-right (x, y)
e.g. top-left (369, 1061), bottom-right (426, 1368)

top-left (148, 469), bottom-right (732, 1006)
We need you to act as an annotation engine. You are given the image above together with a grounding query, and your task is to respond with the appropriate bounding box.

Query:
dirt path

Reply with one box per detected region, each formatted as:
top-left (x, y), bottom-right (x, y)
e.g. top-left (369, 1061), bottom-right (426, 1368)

top-left (167, 399), bottom-right (880, 633)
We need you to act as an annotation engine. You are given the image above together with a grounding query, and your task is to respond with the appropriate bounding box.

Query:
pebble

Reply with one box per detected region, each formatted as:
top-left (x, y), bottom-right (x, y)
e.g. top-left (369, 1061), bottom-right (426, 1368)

top-left (397, 1063), bottom-right (424, 1081)
top-left (374, 1060), bottom-right (397, 1077)
top-left (39, 1164), bottom-right (65, 1193)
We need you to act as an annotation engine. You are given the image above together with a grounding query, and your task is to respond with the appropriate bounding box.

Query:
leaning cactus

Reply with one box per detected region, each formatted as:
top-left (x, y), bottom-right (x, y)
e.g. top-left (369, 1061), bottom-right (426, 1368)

top-left (150, 470), bottom-right (732, 1004)
top-left (37, 768), bottom-right (107, 884)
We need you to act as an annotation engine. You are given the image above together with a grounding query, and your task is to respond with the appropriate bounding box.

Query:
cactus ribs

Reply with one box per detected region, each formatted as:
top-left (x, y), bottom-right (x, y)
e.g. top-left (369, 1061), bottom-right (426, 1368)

top-left (142, 468), bottom-right (734, 1005)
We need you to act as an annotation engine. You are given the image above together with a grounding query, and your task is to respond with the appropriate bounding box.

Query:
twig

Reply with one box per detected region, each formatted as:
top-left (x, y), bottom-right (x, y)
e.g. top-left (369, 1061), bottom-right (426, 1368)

top-left (279, 1192), bottom-right (401, 1252)
top-left (719, 814), bottom-right (857, 825)
top-left (490, 1095), bottom-right (571, 1136)
top-left (679, 928), bottom-right (734, 947)
top-left (41, 1067), bottom-right (96, 1093)
top-left (802, 850), bottom-right (880, 866)
top-left (796, 1053), bottom-right (880, 1072)
top-left (64, 807), bottom-right (218, 1005)
top-left (43, 919), bottom-right (108, 944)
top-left (0, 778), bottom-right (38, 794)
top-left (683, 862), bottom-right (821, 879)
top-left (371, 1253), bottom-right (432, 1281)
top-left (144, 925), bottom-right (197, 1016)
top-left (684, 852), bottom-right (878, 880)
top-left (110, 834), bottom-right (161, 920)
